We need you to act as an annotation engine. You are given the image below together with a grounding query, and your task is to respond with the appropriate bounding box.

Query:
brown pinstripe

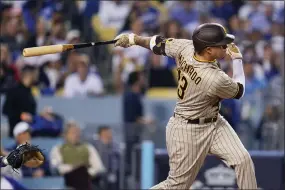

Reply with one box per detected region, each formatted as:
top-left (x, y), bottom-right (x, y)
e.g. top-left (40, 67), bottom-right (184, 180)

top-left (150, 39), bottom-right (257, 189)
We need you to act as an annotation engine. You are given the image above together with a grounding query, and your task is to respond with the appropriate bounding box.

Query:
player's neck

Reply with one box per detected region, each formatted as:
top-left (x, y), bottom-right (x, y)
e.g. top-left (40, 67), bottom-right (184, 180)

top-left (194, 53), bottom-right (216, 63)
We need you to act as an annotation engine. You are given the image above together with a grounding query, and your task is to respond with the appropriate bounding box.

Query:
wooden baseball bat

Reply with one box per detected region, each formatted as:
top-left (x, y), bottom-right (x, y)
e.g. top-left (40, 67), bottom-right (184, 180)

top-left (22, 39), bottom-right (117, 57)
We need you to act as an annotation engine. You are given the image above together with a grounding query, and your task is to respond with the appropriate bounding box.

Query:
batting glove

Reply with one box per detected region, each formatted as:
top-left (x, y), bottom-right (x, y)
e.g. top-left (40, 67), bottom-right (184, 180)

top-left (114, 33), bottom-right (136, 48)
top-left (226, 43), bottom-right (243, 60)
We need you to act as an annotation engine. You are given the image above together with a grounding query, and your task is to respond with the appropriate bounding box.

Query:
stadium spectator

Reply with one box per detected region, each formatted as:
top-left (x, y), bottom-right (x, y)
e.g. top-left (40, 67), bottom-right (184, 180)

top-left (98, 0), bottom-right (131, 33)
top-left (147, 53), bottom-right (177, 88)
top-left (37, 53), bottom-right (62, 95)
top-left (31, 106), bottom-right (64, 138)
top-left (0, 44), bottom-right (19, 93)
top-left (63, 53), bottom-right (104, 98)
top-left (50, 121), bottom-right (105, 190)
top-left (2, 65), bottom-right (38, 137)
top-left (160, 19), bottom-right (190, 69)
top-left (122, 1), bottom-right (160, 34)
top-left (5, 122), bottom-right (51, 178)
top-left (25, 17), bottom-right (49, 48)
top-left (239, 59), bottom-right (267, 149)
top-left (0, 16), bottom-right (25, 62)
top-left (210, 0), bottom-right (236, 22)
top-left (56, 51), bottom-right (78, 91)
top-left (90, 126), bottom-right (120, 190)
top-left (169, 1), bottom-right (199, 28)
top-left (112, 18), bottom-right (149, 93)
top-left (123, 71), bottom-right (154, 175)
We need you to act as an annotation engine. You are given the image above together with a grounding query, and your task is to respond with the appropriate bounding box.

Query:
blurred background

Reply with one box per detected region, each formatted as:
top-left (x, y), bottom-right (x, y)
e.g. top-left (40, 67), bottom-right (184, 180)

top-left (0, 0), bottom-right (284, 190)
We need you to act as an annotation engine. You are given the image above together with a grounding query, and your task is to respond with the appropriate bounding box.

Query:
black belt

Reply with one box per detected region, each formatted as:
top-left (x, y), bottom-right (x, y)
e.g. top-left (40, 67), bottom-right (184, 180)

top-left (173, 113), bottom-right (217, 124)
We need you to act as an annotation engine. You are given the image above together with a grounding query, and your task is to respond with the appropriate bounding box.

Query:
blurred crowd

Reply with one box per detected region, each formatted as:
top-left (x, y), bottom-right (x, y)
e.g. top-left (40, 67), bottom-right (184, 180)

top-left (0, 0), bottom-right (284, 189)
top-left (1, 0), bottom-right (284, 146)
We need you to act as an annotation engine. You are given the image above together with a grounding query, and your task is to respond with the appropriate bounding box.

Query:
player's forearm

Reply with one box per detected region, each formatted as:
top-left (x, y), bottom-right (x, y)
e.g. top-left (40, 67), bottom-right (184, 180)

top-left (232, 59), bottom-right (245, 86)
top-left (232, 59), bottom-right (245, 96)
top-left (134, 35), bottom-right (152, 50)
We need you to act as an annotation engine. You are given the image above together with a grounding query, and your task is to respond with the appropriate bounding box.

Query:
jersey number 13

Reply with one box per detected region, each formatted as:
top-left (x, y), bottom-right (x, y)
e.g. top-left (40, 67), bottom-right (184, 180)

top-left (177, 70), bottom-right (188, 99)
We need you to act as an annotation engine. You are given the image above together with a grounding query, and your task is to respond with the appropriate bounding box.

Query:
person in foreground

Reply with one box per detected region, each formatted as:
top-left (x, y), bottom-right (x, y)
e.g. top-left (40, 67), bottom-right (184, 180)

top-left (114, 23), bottom-right (257, 189)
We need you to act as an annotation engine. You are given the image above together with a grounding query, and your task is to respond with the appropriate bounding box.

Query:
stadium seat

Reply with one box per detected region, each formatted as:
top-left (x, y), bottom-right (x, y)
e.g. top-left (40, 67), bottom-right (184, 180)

top-left (91, 14), bottom-right (117, 42)
top-left (20, 177), bottom-right (65, 189)
top-left (146, 87), bottom-right (177, 98)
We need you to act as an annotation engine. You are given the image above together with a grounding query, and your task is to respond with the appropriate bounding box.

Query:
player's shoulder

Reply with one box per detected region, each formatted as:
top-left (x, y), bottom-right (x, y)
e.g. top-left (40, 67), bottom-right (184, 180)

top-left (166, 38), bottom-right (193, 46)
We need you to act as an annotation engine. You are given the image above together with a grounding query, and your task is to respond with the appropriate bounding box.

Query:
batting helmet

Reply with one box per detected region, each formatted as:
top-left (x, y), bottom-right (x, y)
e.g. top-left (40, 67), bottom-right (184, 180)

top-left (192, 23), bottom-right (235, 53)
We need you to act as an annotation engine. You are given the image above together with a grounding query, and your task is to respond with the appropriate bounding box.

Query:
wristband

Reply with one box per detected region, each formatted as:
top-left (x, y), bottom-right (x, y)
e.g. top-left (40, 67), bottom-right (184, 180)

top-left (150, 35), bottom-right (158, 51)
top-left (129, 33), bottom-right (135, 45)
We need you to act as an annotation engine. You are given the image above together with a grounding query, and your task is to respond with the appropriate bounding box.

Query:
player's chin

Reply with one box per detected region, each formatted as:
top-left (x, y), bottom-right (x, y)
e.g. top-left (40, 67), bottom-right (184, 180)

top-left (220, 52), bottom-right (227, 59)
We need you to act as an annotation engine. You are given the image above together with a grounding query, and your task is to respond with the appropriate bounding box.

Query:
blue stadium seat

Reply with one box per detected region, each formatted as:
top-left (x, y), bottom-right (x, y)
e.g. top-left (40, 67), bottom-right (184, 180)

top-left (20, 177), bottom-right (65, 189)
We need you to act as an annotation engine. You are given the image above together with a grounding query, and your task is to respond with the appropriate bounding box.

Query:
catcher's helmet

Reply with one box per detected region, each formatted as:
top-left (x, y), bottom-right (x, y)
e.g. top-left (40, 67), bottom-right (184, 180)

top-left (192, 23), bottom-right (235, 53)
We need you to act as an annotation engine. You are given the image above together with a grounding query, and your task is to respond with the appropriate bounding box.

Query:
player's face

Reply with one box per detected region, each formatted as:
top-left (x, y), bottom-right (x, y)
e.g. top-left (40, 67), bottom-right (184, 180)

top-left (208, 45), bottom-right (228, 59)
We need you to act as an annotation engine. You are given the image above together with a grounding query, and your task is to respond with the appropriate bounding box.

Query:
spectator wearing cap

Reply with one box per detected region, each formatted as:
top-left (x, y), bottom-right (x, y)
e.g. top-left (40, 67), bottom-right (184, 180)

top-left (63, 53), bottom-right (104, 98)
top-left (3, 66), bottom-right (38, 137)
top-left (66, 29), bottom-right (81, 44)
top-left (5, 122), bottom-right (51, 178)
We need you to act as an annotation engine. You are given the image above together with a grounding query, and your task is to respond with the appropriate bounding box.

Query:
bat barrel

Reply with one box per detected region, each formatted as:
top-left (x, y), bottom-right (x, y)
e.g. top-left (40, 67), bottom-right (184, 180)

top-left (23, 44), bottom-right (74, 57)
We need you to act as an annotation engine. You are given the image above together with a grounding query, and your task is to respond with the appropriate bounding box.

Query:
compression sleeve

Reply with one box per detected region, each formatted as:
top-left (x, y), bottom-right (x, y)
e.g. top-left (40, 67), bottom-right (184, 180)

top-left (232, 59), bottom-right (245, 97)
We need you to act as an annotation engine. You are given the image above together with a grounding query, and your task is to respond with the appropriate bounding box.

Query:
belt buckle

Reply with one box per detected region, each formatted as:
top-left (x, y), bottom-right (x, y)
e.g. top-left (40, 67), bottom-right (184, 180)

top-left (211, 117), bottom-right (216, 123)
top-left (199, 118), bottom-right (205, 125)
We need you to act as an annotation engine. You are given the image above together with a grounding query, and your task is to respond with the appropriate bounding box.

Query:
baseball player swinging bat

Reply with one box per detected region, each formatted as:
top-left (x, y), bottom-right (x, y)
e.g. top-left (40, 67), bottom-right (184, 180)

top-left (22, 39), bottom-right (117, 57)
top-left (114, 23), bottom-right (258, 189)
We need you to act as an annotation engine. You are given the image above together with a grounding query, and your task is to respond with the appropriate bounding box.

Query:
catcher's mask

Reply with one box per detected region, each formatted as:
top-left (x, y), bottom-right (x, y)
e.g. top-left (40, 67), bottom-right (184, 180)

top-left (192, 23), bottom-right (235, 53)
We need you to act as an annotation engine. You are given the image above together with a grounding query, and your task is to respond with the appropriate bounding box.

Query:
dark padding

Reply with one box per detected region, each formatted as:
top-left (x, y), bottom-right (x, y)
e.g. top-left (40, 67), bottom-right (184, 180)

top-left (152, 36), bottom-right (167, 56)
top-left (234, 83), bottom-right (244, 99)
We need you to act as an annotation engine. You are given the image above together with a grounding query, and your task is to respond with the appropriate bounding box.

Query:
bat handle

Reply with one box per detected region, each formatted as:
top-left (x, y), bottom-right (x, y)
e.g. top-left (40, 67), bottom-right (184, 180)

top-left (94, 39), bottom-right (118, 45)
top-left (73, 40), bottom-right (118, 49)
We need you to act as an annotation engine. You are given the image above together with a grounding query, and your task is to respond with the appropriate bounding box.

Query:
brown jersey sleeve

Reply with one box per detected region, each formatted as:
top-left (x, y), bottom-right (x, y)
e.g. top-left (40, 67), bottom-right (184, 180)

top-left (164, 38), bottom-right (193, 58)
top-left (208, 69), bottom-right (243, 99)
top-left (151, 36), bottom-right (193, 59)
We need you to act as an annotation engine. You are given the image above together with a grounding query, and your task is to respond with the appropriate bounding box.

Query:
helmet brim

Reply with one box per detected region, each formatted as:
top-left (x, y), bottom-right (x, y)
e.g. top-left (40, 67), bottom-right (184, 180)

top-left (214, 34), bottom-right (235, 46)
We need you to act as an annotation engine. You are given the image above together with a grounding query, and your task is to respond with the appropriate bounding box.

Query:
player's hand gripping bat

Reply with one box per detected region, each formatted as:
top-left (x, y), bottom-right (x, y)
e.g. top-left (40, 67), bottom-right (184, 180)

top-left (22, 40), bottom-right (117, 57)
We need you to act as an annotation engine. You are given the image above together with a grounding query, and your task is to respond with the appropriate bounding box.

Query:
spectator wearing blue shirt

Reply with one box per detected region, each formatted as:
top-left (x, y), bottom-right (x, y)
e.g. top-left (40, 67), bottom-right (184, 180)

top-left (169, 1), bottom-right (199, 27)
top-left (5, 122), bottom-right (51, 178)
top-left (210, 0), bottom-right (236, 22)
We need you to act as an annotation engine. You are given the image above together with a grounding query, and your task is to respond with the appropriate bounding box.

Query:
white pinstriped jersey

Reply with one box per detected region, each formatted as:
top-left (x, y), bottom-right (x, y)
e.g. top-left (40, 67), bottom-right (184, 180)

top-left (164, 38), bottom-right (239, 119)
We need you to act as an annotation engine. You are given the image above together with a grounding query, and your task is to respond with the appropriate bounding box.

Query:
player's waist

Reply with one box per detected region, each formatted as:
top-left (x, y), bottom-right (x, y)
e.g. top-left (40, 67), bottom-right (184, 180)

top-left (173, 113), bottom-right (218, 124)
